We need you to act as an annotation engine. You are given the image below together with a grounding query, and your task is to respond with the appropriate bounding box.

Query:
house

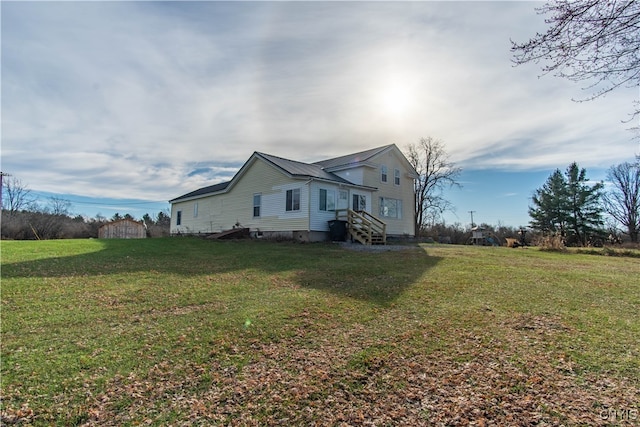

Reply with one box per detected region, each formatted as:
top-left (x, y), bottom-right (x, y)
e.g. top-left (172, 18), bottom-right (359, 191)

top-left (169, 144), bottom-right (418, 244)
top-left (98, 218), bottom-right (147, 239)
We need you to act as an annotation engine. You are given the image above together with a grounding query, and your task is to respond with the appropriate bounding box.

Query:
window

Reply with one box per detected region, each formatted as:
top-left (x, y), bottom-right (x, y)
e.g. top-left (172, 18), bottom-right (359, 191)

top-left (253, 193), bottom-right (261, 217)
top-left (379, 197), bottom-right (402, 219)
top-left (319, 189), bottom-right (335, 211)
top-left (286, 188), bottom-right (300, 211)
top-left (193, 202), bottom-right (198, 218)
top-left (352, 194), bottom-right (366, 211)
top-left (394, 169), bottom-right (401, 186)
top-left (176, 210), bottom-right (182, 226)
top-left (381, 165), bottom-right (388, 183)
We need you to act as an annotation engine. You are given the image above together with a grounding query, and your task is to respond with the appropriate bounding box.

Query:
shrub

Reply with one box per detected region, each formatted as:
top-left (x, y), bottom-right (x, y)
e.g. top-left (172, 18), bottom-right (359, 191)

top-left (535, 234), bottom-right (566, 251)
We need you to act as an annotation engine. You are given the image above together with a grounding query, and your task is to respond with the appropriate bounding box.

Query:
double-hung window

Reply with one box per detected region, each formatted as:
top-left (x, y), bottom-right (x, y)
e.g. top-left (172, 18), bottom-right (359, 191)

top-left (381, 165), bottom-right (388, 183)
top-left (253, 194), bottom-right (261, 217)
top-left (319, 189), bottom-right (335, 211)
top-left (394, 169), bottom-right (401, 186)
top-left (286, 188), bottom-right (300, 211)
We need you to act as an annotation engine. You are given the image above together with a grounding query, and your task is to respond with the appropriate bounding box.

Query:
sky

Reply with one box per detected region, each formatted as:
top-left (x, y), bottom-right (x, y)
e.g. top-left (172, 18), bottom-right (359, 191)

top-left (2, 1), bottom-right (639, 228)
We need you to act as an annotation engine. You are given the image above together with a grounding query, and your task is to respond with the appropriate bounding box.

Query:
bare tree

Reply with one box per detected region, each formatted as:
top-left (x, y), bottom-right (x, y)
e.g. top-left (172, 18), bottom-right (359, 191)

top-left (48, 196), bottom-right (72, 216)
top-left (511, 0), bottom-right (640, 121)
top-left (604, 157), bottom-right (640, 242)
top-left (406, 137), bottom-right (462, 237)
top-left (2, 176), bottom-right (35, 215)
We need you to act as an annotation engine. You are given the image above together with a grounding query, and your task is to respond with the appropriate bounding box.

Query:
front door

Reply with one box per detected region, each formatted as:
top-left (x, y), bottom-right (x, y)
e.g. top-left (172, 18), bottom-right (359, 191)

top-left (352, 194), bottom-right (366, 212)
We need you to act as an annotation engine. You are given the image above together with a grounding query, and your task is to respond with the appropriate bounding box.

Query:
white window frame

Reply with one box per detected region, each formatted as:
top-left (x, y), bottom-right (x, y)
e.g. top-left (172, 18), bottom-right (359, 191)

top-left (193, 202), bottom-right (198, 218)
top-left (353, 194), bottom-right (366, 211)
top-left (379, 197), bottom-right (402, 219)
top-left (286, 188), bottom-right (301, 212)
top-left (394, 169), bottom-right (401, 186)
top-left (381, 165), bottom-right (388, 183)
top-left (319, 188), bottom-right (336, 212)
top-left (253, 193), bottom-right (261, 217)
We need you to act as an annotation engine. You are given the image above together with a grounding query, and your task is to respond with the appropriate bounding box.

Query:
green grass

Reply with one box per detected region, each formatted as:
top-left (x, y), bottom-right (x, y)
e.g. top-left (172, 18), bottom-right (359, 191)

top-left (1, 238), bottom-right (638, 425)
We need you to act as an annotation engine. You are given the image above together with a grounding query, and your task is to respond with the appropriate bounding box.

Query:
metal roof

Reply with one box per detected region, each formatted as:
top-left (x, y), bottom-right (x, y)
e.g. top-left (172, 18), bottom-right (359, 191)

top-left (169, 181), bottom-right (230, 202)
top-left (169, 146), bottom-right (396, 203)
top-left (256, 152), bottom-right (354, 185)
top-left (312, 144), bottom-right (394, 170)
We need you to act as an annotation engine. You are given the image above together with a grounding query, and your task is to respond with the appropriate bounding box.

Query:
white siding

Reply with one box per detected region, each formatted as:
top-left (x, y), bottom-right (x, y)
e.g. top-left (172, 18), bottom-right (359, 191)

top-left (170, 145), bottom-right (416, 237)
top-left (309, 181), bottom-right (341, 231)
top-left (364, 147), bottom-right (416, 236)
top-left (171, 157), bottom-right (310, 234)
top-left (333, 167), bottom-right (364, 185)
top-left (349, 188), bottom-right (373, 214)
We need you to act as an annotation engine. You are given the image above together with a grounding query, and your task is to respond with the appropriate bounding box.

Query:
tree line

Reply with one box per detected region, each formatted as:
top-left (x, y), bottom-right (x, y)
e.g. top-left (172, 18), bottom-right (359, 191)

top-left (1, 176), bottom-right (169, 240)
top-left (407, 136), bottom-right (639, 246)
top-left (3, 151), bottom-right (638, 245)
top-left (529, 158), bottom-right (640, 245)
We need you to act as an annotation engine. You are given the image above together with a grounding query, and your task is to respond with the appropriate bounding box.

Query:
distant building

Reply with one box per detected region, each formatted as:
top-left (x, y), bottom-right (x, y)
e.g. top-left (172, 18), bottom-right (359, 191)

top-left (98, 219), bottom-right (147, 239)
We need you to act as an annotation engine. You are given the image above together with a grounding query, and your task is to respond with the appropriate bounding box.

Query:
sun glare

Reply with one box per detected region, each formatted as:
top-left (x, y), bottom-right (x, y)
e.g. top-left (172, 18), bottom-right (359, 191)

top-left (377, 81), bottom-right (413, 118)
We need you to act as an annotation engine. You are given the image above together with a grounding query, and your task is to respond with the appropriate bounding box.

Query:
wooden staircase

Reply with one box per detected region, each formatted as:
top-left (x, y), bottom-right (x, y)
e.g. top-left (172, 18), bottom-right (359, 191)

top-left (336, 209), bottom-right (386, 245)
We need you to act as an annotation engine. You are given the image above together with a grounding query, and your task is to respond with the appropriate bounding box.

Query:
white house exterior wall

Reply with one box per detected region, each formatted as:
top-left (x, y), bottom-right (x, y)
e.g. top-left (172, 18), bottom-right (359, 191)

top-left (332, 167), bottom-right (365, 186)
top-left (308, 181), bottom-right (338, 231)
top-left (171, 158), bottom-right (310, 234)
top-left (307, 181), bottom-right (374, 232)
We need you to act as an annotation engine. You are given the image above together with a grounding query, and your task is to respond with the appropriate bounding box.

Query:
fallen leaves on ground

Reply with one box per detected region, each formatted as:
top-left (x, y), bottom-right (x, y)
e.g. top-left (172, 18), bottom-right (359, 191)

top-left (2, 313), bottom-right (638, 426)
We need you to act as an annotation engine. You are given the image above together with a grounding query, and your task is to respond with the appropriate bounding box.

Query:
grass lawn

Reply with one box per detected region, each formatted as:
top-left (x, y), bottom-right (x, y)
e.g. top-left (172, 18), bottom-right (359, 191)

top-left (1, 238), bottom-right (639, 425)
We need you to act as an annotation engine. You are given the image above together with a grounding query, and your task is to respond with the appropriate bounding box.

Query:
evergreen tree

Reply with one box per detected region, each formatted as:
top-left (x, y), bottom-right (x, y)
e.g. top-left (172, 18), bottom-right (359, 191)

top-left (529, 163), bottom-right (604, 246)
top-left (529, 169), bottom-right (569, 235)
top-left (564, 163), bottom-right (604, 245)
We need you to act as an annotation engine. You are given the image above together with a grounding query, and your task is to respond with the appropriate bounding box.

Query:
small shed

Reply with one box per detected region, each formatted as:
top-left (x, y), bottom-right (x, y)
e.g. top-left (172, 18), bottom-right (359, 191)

top-left (98, 219), bottom-right (147, 239)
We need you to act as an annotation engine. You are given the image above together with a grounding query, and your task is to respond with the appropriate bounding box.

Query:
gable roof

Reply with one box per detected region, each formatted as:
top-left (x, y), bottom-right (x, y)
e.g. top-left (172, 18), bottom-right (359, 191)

top-left (169, 181), bottom-right (230, 202)
top-left (313, 144), bottom-right (394, 170)
top-left (170, 144), bottom-right (410, 203)
top-left (256, 152), bottom-right (354, 185)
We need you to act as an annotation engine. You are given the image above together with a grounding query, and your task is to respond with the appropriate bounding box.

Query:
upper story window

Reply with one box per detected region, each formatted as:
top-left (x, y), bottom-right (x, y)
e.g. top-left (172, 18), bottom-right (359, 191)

top-left (381, 165), bottom-right (388, 183)
top-left (319, 189), bottom-right (335, 211)
top-left (286, 188), bottom-right (300, 211)
top-left (394, 168), bottom-right (401, 186)
top-left (253, 193), bottom-right (261, 217)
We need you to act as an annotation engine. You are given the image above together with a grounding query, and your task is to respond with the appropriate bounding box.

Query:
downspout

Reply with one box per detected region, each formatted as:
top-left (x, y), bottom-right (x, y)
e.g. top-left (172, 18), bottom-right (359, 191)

top-left (305, 179), bottom-right (313, 234)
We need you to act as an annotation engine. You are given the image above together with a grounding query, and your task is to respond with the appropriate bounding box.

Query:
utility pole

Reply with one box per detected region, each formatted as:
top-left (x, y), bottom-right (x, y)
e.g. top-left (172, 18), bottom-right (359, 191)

top-left (468, 210), bottom-right (476, 228)
top-left (0, 171), bottom-right (11, 211)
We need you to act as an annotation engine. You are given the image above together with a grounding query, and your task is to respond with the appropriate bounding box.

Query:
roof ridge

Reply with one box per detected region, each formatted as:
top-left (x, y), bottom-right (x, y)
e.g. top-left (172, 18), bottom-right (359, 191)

top-left (313, 144), bottom-right (396, 167)
top-left (256, 152), bottom-right (327, 170)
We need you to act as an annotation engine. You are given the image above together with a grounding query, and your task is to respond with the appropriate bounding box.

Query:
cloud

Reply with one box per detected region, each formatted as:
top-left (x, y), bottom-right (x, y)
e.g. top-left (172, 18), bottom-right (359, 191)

top-left (2, 1), bottom-right (638, 209)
